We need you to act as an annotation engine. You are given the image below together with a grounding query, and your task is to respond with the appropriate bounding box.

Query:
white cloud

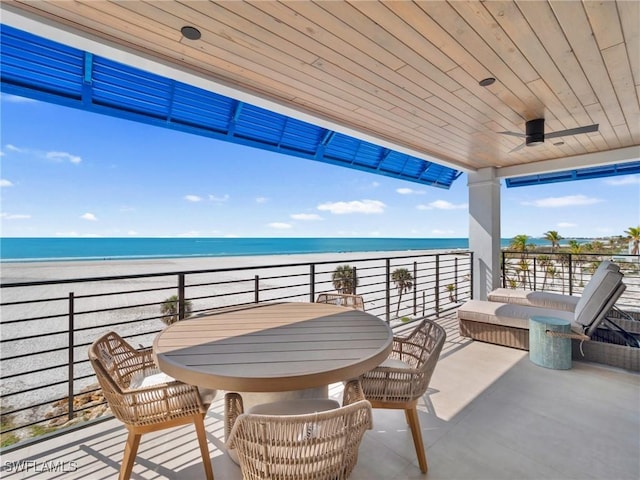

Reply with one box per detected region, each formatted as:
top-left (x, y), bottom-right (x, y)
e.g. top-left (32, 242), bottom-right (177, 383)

top-left (522, 195), bottom-right (602, 208)
top-left (605, 175), bottom-right (640, 186)
top-left (371, 181), bottom-right (380, 188)
top-left (0, 179), bottom-right (13, 187)
top-left (0, 213), bottom-right (31, 220)
top-left (81, 212), bottom-right (97, 221)
top-left (432, 228), bottom-right (455, 234)
top-left (127, 230), bottom-right (138, 236)
top-left (185, 195), bottom-right (202, 202)
top-left (5, 144), bottom-right (23, 152)
top-left (317, 199), bottom-right (386, 214)
top-left (268, 222), bottom-right (292, 229)
top-left (417, 200), bottom-right (468, 210)
top-left (209, 194), bottom-right (230, 202)
top-left (290, 213), bottom-right (322, 221)
top-left (397, 187), bottom-right (425, 195)
top-left (178, 231), bottom-right (201, 237)
top-left (256, 197), bottom-right (269, 204)
top-left (46, 151), bottom-right (82, 164)
top-left (557, 222), bottom-right (577, 228)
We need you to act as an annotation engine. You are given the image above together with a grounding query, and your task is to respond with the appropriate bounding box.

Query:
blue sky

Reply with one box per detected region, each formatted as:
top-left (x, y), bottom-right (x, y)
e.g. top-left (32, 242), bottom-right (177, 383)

top-left (1, 93), bottom-right (638, 239)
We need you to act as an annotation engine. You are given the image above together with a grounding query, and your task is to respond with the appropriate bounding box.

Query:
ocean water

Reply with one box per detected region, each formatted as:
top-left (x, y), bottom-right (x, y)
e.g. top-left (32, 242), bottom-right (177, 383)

top-left (0, 237), bottom-right (481, 262)
top-left (0, 237), bottom-right (562, 262)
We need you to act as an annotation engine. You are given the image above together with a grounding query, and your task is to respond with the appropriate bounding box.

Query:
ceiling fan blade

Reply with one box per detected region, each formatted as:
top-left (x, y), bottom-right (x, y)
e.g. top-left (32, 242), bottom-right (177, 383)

top-left (545, 124), bottom-right (599, 139)
top-left (499, 130), bottom-right (526, 138)
top-left (509, 142), bottom-right (526, 153)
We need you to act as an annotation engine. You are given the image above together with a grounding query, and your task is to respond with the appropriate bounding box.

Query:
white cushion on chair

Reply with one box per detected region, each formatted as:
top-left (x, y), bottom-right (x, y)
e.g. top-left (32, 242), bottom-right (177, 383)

top-left (129, 370), bottom-right (217, 405)
top-left (248, 399), bottom-right (339, 415)
top-left (380, 358), bottom-right (411, 370)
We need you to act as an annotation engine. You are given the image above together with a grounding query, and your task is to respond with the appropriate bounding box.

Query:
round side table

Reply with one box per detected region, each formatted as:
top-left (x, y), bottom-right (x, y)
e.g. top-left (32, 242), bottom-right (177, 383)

top-left (529, 316), bottom-right (572, 370)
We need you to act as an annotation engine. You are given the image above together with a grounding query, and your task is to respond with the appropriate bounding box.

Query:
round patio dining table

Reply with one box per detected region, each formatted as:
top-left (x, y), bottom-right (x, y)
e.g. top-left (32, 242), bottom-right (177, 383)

top-left (153, 301), bottom-right (393, 395)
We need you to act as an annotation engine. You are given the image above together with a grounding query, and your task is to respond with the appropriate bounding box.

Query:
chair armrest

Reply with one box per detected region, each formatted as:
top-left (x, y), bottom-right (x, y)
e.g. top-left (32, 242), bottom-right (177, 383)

top-left (224, 392), bottom-right (244, 442)
top-left (115, 381), bottom-right (205, 425)
top-left (342, 379), bottom-right (366, 405)
top-left (137, 348), bottom-right (156, 369)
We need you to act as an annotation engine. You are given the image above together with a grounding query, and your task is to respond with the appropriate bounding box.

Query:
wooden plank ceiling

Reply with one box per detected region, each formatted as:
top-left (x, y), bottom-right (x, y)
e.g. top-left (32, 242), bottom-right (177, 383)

top-left (3, 0), bottom-right (639, 174)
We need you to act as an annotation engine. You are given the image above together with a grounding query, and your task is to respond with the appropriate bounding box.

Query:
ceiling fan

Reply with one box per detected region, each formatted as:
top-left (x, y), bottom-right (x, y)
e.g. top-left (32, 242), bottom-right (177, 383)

top-left (499, 118), bottom-right (599, 152)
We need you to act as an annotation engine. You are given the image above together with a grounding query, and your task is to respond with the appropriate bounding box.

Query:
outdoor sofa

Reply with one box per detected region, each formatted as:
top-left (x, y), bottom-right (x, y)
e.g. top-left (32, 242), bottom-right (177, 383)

top-left (457, 261), bottom-right (639, 371)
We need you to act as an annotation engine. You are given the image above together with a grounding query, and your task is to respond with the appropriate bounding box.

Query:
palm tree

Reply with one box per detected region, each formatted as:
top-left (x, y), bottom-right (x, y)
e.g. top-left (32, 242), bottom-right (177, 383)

top-left (556, 253), bottom-right (570, 294)
top-left (625, 226), bottom-right (640, 255)
top-left (537, 255), bottom-right (552, 290)
top-left (509, 234), bottom-right (530, 258)
top-left (568, 240), bottom-right (584, 286)
top-left (516, 258), bottom-right (532, 289)
top-left (332, 264), bottom-right (358, 294)
top-left (391, 268), bottom-right (414, 317)
top-left (445, 284), bottom-right (457, 303)
top-left (160, 295), bottom-right (192, 325)
top-left (587, 240), bottom-right (605, 253)
top-left (544, 230), bottom-right (563, 252)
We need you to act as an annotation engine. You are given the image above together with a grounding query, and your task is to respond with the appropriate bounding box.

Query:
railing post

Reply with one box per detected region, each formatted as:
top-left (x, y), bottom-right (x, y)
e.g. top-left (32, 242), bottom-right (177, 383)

top-left (254, 275), bottom-right (259, 303)
top-left (501, 251), bottom-right (506, 288)
top-left (352, 266), bottom-right (357, 295)
top-left (68, 292), bottom-right (75, 422)
top-left (310, 264), bottom-right (316, 302)
top-left (178, 274), bottom-right (186, 320)
top-left (385, 258), bottom-right (391, 323)
top-left (413, 261), bottom-right (418, 316)
top-left (533, 257), bottom-right (537, 291)
top-left (454, 257), bottom-right (459, 303)
top-left (435, 255), bottom-right (440, 318)
top-left (470, 252), bottom-right (474, 300)
top-left (568, 254), bottom-right (573, 296)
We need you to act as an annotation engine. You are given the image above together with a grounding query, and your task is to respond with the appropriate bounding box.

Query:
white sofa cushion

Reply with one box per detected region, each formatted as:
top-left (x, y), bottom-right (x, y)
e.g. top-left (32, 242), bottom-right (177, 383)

top-left (458, 300), bottom-right (573, 330)
top-left (574, 269), bottom-right (623, 328)
top-left (487, 261), bottom-right (620, 312)
top-left (487, 289), bottom-right (580, 312)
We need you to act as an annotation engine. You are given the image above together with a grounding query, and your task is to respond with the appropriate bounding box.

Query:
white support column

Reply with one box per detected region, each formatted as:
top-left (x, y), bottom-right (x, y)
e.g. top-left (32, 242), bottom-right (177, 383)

top-left (468, 168), bottom-right (501, 300)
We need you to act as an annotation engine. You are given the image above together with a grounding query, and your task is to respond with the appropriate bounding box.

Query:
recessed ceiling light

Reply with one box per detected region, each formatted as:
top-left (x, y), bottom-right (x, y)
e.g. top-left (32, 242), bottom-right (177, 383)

top-left (181, 26), bottom-right (201, 41)
top-left (479, 77), bottom-right (496, 87)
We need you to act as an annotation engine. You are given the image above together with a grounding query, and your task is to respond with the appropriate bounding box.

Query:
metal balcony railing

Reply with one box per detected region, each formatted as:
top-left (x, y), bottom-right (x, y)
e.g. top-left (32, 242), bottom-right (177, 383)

top-left (0, 251), bottom-right (472, 448)
top-left (3, 249), bottom-right (635, 450)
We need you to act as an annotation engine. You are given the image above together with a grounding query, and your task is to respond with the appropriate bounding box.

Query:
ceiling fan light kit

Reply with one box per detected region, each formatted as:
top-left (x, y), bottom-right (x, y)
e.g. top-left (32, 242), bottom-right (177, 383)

top-left (525, 118), bottom-right (545, 146)
top-left (500, 118), bottom-right (599, 152)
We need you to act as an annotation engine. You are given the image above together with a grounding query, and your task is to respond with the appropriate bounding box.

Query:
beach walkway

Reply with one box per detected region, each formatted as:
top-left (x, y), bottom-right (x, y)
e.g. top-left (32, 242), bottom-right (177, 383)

top-left (2, 314), bottom-right (638, 480)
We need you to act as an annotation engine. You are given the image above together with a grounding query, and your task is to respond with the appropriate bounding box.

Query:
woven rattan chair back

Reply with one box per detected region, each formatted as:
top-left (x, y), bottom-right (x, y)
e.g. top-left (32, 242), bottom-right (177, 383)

top-left (359, 319), bottom-right (446, 474)
top-left (88, 331), bottom-right (214, 480)
top-left (316, 293), bottom-right (365, 310)
top-left (226, 380), bottom-right (371, 480)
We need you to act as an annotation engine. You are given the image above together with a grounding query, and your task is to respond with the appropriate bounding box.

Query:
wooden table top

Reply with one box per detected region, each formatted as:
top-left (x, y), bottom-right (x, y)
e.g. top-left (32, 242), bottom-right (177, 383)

top-left (153, 302), bottom-right (393, 392)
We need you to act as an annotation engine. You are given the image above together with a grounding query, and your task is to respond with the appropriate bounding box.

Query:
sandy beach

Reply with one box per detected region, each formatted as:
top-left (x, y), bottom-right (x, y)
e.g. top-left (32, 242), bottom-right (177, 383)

top-left (0, 249), bottom-right (455, 282)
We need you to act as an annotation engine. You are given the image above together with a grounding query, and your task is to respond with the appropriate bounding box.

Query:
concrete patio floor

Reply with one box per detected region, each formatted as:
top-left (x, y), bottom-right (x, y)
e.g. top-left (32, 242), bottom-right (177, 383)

top-left (2, 315), bottom-right (638, 480)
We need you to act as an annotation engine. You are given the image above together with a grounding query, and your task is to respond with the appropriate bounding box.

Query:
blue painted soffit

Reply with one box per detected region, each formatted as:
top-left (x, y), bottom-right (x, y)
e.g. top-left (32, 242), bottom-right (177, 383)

top-left (505, 161), bottom-right (640, 187)
top-left (0, 24), bottom-right (462, 189)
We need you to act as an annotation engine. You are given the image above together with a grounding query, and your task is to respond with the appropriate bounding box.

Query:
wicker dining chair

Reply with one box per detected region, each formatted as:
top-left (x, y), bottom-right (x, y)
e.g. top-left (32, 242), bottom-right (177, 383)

top-left (316, 293), bottom-right (365, 310)
top-left (359, 319), bottom-right (446, 474)
top-left (225, 380), bottom-right (372, 480)
top-left (88, 331), bottom-right (215, 480)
